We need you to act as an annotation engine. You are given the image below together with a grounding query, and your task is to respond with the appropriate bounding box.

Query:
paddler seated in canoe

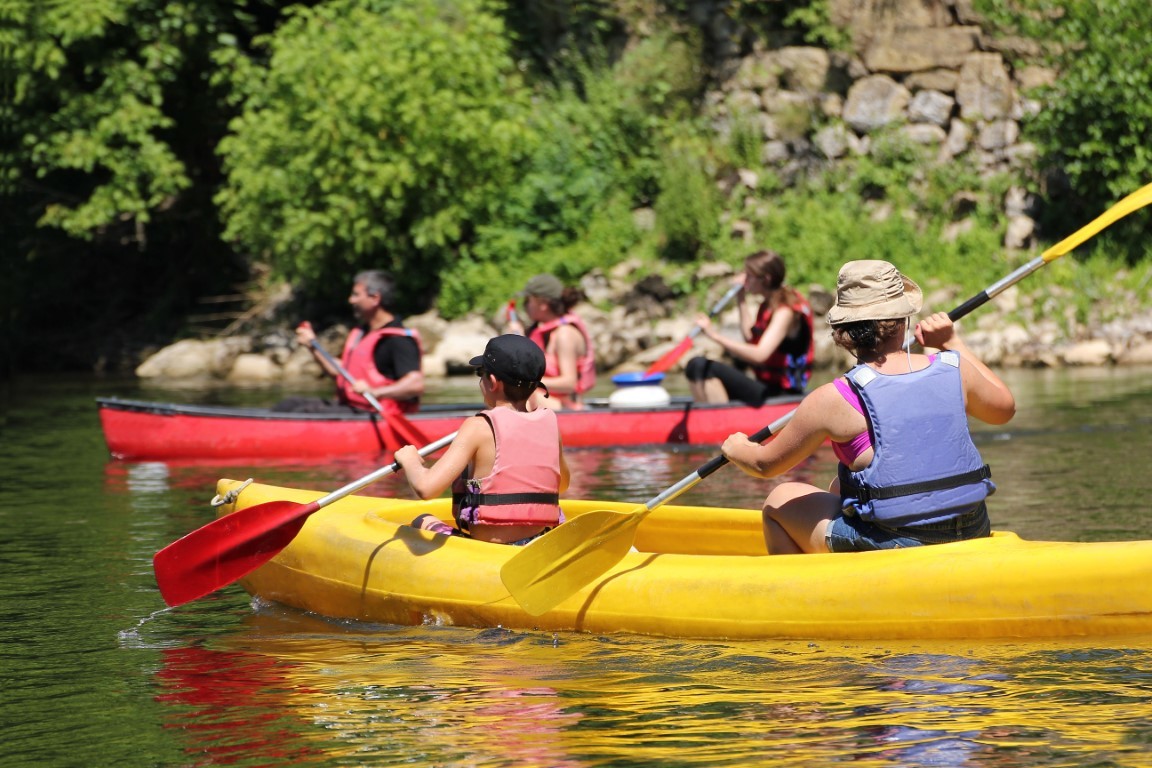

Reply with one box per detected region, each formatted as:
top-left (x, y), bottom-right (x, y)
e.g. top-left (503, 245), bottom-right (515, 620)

top-left (504, 273), bottom-right (596, 410)
top-left (273, 269), bottom-right (424, 414)
top-left (721, 259), bottom-right (1016, 554)
top-left (685, 249), bottom-right (815, 405)
top-left (394, 334), bottom-right (571, 545)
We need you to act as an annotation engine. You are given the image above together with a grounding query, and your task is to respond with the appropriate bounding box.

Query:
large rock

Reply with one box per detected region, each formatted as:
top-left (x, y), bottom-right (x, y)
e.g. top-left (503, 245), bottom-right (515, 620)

top-left (775, 46), bottom-right (832, 93)
top-left (830, 0), bottom-right (955, 55)
top-left (956, 53), bottom-right (1015, 120)
top-left (136, 339), bottom-right (217, 380)
top-left (1061, 340), bottom-right (1114, 366)
top-left (281, 345), bottom-right (324, 380)
top-left (908, 89), bottom-right (955, 126)
top-left (428, 315), bottom-right (500, 374)
top-left (226, 353), bottom-right (281, 383)
top-left (843, 75), bottom-right (910, 133)
top-left (1118, 341), bottom-right (1152, 366)
top-left (864, 27), bottom-right (982, 73)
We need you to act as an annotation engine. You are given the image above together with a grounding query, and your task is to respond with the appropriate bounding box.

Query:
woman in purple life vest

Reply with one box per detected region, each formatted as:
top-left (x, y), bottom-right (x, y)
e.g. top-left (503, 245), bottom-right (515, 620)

top-left (394, 334), bottom-right (571, 546)
top-left (685, 250), bottom-right (815, 405)
top-left (505, 273), bottom-right (596, 410)
top-left (721, 260), bottom-right (1016, 554)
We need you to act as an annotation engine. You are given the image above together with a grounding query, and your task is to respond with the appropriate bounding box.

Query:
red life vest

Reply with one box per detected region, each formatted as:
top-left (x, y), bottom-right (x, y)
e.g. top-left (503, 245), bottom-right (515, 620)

top-left (336, 326), bottom-right (422, 413)
top-left (528, 313), bottom-right (596, 408)
top-left (750, 295), bottom-right (814, 392)
top-left (451, 407), bottom-right (562, 528)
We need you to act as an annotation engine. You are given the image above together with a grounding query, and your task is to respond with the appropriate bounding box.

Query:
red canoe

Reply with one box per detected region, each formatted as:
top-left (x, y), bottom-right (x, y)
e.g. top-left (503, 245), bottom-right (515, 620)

top-left (96, 395), bottom-right (802, 461)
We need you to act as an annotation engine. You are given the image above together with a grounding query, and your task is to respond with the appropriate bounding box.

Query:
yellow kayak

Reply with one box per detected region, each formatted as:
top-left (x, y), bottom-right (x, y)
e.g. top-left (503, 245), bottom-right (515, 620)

top-left (218, 479), bottom-right (1152, 640)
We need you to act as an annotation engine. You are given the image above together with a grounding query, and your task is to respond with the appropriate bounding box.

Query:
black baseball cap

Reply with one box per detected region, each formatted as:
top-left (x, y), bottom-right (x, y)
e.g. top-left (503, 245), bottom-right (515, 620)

top-left (469, 334), bottom-right (547, 390)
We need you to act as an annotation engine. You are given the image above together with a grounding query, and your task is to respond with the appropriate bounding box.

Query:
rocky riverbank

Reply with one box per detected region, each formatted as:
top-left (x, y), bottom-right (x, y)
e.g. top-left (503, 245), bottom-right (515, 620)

top-left (135, 260), bottom-right (1152, 387)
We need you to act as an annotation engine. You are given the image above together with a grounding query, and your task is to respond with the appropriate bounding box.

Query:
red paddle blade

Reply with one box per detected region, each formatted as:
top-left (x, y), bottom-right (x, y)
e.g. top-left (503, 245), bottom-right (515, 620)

top-left (153, 499), bottom-right (321, 607)
top-left (644, 336), bottom-right (694, 377)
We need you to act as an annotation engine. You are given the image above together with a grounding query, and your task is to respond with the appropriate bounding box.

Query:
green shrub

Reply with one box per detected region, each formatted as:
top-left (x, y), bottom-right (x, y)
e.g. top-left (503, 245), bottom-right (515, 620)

top-left (975, 0), bottom-right (1152, 245)
top-left (655, 139), bottom-right (721, 262)
top-left (215, 0), bottom-right (536, 308)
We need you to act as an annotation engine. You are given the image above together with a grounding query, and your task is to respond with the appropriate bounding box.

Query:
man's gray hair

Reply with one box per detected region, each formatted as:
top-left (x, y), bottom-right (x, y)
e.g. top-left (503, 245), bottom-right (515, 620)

top-left (354, 270), bottom-right (397, 311)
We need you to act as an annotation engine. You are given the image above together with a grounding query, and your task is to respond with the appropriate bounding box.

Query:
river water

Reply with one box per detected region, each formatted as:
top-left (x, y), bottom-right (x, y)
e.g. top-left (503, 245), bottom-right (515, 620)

top-left (3, 367), bottom-right (1152, 767)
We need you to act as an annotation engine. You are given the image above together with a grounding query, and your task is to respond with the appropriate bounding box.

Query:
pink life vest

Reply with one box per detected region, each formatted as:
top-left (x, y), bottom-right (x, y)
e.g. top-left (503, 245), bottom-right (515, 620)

top-left (528, 313), bottom-right (596, 408)
top-left (336, 326), bottom-right (422, 414)
top-left (451, 407), bottom-right (562, 528)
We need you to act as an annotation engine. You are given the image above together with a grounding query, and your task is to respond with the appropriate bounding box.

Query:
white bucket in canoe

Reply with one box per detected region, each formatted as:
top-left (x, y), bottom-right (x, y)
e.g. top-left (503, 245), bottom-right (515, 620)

top-left (609, 372), bottom-right (672, 408)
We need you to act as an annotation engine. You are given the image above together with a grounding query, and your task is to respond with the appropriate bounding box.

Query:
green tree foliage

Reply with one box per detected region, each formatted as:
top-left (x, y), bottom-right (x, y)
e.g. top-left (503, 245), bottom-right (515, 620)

top-left (437, 30), bottom-right (707, 316)
top-left (4, 0), bottom-right (267, 371)
top-left (12, 0), bottom-right (231, 236)
top-left (214, 0), bottom-right (537, 307)
top-left (976, 0), bottom-right (1152, 235)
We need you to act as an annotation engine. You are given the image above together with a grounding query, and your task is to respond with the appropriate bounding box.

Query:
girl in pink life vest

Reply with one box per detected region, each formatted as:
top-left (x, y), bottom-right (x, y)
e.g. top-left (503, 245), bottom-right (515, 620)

top-left (505, 273), bottom-right (596, 410)
top-left (685, 250), bottom-right (814, 405)
top-left (393, 335), bottom-right (571, 545)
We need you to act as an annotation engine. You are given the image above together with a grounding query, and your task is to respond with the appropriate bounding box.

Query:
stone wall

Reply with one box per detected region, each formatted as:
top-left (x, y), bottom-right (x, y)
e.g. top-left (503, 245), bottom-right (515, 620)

top-left (704, 0), bottom-right (1053, 249)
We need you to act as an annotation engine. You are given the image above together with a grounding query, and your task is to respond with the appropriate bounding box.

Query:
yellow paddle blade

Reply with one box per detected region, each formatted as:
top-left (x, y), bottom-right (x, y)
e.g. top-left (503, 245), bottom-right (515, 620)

top-left (501, 507), bottom-right (648, 616)
top-left (1042, 181), bottom-right (1152, 262)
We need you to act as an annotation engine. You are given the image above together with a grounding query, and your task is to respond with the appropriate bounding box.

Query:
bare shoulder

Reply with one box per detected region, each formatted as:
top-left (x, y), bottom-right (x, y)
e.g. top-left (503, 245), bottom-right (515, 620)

top-left (797, 380), bottom-right (845, 412)
top-left (556, 321), bottom-right (583, 341)
top-left (456, 414), bottom-right (493, 444)
top-left (786, 382), bottom-right (841, 428)
top-left (795, 379), bottom-right (865, 439)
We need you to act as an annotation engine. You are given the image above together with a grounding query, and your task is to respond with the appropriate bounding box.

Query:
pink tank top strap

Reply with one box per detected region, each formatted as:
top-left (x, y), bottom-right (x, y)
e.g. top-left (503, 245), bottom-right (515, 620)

top-left (832, 376), bottom-right (871, 465)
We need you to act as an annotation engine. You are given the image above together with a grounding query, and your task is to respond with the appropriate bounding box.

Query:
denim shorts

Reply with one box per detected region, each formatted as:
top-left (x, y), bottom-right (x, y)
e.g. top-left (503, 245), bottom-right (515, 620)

top-left (825, 502), bottom-right (991, 552)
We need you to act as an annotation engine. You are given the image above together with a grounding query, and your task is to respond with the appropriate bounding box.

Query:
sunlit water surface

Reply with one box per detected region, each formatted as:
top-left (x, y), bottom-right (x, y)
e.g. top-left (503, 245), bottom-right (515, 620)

top-left (3, 367), bottom-right (1152, 767)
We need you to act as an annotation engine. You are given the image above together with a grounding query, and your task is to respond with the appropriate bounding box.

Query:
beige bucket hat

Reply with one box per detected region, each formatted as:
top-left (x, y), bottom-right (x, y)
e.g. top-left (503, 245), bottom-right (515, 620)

top-left (826, 260), bottom-right (923, 325)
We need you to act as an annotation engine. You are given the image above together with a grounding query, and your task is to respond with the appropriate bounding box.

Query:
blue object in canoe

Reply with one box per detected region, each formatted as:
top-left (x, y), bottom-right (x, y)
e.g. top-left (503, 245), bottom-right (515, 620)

top-left (612, 372), bottom-right (665, 387)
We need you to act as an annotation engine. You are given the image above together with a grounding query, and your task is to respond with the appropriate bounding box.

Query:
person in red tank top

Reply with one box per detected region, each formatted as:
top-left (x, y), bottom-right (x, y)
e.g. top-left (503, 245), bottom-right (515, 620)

top-left (274, 270), bottom-right (424, 413)
top-left (685, 250), bottom-right (814, 405)
top-left (394, 334), bottom-right (572, 545)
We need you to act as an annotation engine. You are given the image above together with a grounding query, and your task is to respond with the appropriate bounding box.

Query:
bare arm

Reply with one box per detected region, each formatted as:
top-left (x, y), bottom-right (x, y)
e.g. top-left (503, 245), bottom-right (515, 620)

top-left (721, 384), bottom-right (841, 478)
top-left (916, 312), bottom-right (1015, 425)
top-left (541, 324), bottom-right (583, 395)
top-left (394, 415), bottom-right (490, 499)
top-left (699, 305), bottom-right (795, 366)
top-left (558, 438), bottom-right (570, 494)
top-left (296, 322), bottom-right (341, 379)
top-left (357, 369), bottom-right (425, 401)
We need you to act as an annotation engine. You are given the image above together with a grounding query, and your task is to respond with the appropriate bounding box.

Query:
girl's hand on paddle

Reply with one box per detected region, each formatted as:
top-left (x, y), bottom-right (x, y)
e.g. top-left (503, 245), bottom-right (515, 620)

top-left (915, 312), bottom-right (960, 351)
top-left (394, 445), bottom-right (422, 470)
top-left (721, 431), bottom-right (753, 464)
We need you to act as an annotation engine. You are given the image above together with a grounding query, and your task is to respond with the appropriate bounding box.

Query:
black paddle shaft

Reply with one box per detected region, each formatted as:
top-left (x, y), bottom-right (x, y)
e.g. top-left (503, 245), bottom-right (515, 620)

top-left (697, 420), bottom-right (776, 479)
top-left (643, 419), bottom-right (785, 512)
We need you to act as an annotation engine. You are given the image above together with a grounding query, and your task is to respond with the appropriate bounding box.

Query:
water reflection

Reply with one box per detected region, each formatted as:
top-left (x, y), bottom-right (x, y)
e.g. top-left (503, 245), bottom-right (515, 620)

top-left (142, 605), bottom-right (1152, 768)
top-left (7, 368), bottom-right (1152, 768)
top-left (155, 644), bottom-right (328, 765)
